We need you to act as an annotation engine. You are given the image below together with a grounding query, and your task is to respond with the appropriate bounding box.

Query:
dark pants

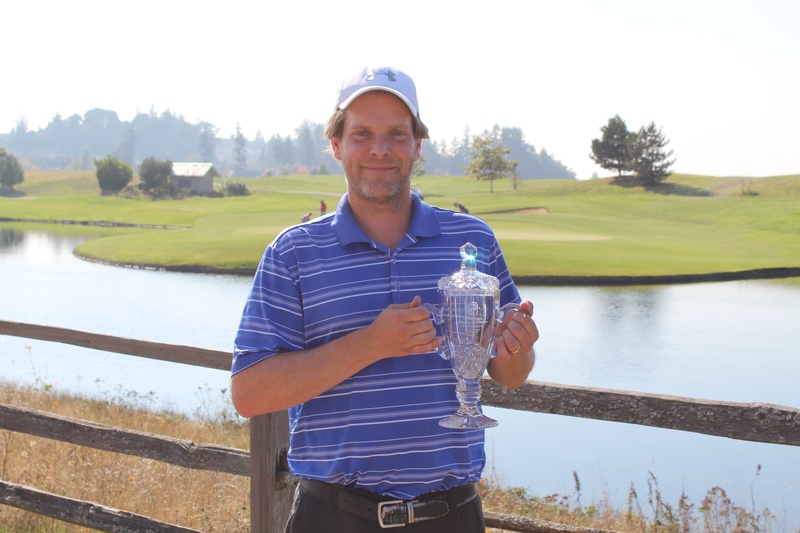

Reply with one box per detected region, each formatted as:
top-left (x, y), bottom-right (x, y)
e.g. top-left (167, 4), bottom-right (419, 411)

top-left (284, 483), bottom-right (486, 533)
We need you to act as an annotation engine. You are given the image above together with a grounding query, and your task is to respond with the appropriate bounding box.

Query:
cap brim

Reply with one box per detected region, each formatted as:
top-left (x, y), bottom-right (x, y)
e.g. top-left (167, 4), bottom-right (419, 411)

top-left (337, 86), bottom-right (419, 117)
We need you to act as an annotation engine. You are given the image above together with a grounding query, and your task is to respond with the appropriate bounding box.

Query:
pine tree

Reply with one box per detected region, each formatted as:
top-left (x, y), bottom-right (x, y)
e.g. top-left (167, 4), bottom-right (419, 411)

top-left (590, 115), bottom-right (631, 179)
top-left (233, 123), bottom-right (247, 176)
top-left (628, 122), bottom-right (675, 185)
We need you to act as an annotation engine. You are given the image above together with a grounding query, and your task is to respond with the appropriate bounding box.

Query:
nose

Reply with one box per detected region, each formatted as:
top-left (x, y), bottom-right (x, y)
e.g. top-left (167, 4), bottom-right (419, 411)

top-left (369, 134), bottom-right (390, 156)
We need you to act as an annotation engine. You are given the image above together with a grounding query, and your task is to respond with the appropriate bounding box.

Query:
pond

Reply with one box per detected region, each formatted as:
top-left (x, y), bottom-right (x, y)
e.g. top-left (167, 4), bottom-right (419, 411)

top-left (1, 225), bottom-right (798, 526)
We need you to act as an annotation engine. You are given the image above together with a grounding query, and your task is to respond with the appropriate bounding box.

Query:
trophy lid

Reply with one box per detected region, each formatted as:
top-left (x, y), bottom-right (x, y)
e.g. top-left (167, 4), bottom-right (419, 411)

top-left (437, 243), bottom-right (500, 294)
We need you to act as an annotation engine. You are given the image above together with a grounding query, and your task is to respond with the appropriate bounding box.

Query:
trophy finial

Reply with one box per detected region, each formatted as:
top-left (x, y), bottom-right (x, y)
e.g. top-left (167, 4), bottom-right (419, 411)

top-left (460, 242), bottom-right (477, 269)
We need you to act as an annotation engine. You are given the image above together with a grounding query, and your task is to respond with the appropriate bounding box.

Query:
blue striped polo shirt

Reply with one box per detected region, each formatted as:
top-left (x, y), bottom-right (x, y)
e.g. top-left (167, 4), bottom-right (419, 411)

top-left (232, 193), bottom-right (521, 499)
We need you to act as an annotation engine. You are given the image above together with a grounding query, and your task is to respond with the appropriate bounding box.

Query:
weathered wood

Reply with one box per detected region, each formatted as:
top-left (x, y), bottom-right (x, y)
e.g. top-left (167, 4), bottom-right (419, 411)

top-left (250, 412), bottom-right (293, 533)
top-left (485, 510), bottom-right (618, 533)
top-left (483, 379), bottom-right (800, 446)
top-left (0, 403), bottom-right (249, 476)
top-left (0, 480), bottom-right (202, 533)
top-left (3, 318), bottom-right (800, 532)
top-left (0, 319), bottom-right (229, 370)
top-left (5, 318), bottom-right (798, 448)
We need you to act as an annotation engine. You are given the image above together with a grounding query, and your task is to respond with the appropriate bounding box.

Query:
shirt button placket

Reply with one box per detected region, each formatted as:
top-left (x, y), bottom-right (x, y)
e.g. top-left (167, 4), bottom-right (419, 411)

top-left (390, 256), bottom-right (401, 295)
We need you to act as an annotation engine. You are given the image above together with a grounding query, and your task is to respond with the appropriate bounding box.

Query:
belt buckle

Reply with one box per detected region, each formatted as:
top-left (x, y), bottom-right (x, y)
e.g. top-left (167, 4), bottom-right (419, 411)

top-left (377, 499), bottom-right (415, 528)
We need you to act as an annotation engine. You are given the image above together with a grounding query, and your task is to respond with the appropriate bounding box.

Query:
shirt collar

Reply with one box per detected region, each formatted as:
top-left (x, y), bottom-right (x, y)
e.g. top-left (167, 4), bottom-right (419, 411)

top-left (331, 192), bottom-right (441, 247)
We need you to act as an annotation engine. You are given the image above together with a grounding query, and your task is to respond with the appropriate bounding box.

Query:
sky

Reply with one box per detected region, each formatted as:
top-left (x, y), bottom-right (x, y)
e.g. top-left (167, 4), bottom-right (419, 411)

top-left (3, 0), bottom-right (798, 180)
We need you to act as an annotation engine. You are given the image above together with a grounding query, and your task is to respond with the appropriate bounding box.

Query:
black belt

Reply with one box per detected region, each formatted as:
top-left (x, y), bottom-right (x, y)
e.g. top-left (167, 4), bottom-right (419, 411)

top-left (299, 478), bottom-right (478, 528)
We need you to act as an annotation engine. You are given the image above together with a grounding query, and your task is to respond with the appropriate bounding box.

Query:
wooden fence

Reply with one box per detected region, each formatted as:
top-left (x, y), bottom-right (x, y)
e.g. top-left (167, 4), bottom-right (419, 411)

top-left (1, 319), bottom-right (798, 533)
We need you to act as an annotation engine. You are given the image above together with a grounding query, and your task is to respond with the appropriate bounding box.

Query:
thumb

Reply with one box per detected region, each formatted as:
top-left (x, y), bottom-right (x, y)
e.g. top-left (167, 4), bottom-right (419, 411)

top-left (519, 300), bottom-right (534, 316)
top-left (389, 295), bottom-right (422, 310)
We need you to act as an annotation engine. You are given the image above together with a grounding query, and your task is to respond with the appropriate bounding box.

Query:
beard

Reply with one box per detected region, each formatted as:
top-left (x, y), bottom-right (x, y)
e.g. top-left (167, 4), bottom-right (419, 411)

top-left (352, 181), bottom-right (408, 205)
top-left (347, 169), bottom-right (411, 207)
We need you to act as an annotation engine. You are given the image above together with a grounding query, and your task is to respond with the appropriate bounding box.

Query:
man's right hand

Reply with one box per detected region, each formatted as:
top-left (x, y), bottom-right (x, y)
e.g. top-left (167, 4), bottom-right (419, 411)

top-left (366, 295), bottom-right (442, 359)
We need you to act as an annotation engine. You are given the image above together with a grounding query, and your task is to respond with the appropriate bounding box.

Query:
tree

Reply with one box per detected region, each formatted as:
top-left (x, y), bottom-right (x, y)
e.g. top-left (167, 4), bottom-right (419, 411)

top-left (138, 157), bottom-right (173, 197)
top-left (95, 155), bottom-right (132, 195)
top-left (590, 115), bottom-right (631, 178)
top-left (72, 148), bottom-right (92, 171)
top-left (295, 120), bottom-right (319, 168)
top-left (464, 134), bottom-right (518, 193)
top-left (0, 148), bottom-right (25, 193)
top-left (112, 128), bottom-right (136, 166)
top-left (198, 121), bottom-right (218, 163)
top-left (628, 122), bottom-right (675, 185)
top-left (412, 155), bottom-right (427, 177)
top-left (233, 123), bottom-right (247, 176)
top-left (264, 134), bottom-right (294, 172)
top-left (497, 125), bottom-right (575, 180)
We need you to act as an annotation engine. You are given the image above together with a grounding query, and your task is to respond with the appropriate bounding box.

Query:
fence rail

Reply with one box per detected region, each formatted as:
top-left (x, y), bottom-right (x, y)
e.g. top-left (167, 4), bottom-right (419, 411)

top-left (0, 403), bottom-right (250, 476)
top-left (1, 319), bottom-right (798, 532)
top-left (483, 381), bottom-right (800, 446)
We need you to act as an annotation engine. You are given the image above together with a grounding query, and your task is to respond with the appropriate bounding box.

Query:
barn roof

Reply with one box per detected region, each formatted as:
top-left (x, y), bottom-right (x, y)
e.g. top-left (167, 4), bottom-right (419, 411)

top-left (171, 162), bottom-right (219, 178)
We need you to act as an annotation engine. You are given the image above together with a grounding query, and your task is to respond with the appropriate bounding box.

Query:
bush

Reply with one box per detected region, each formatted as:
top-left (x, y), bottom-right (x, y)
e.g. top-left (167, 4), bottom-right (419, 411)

top-left (138, 157), bottom-right (173, 198)
top-left (223, 180), bottom-right (251, 196)
top-left (95, 155), bottom-right (133, 195)
top-left (0, 147), bottom-right (25, 193)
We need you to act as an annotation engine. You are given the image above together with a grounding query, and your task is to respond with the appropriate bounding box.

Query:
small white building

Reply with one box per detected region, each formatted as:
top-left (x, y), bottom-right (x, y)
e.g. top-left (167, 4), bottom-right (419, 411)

top-left (170, 162), bottom-right (219, 194)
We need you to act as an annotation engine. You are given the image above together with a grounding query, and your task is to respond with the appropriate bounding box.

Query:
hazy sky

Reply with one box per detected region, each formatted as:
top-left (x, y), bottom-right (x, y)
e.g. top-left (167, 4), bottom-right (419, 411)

top-left (4, 0), bottom-right (798, 179)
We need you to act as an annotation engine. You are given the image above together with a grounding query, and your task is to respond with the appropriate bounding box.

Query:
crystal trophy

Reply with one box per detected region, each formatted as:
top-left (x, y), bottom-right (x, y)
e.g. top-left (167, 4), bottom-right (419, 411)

top-left (423, 243), bottom-right (519, 429)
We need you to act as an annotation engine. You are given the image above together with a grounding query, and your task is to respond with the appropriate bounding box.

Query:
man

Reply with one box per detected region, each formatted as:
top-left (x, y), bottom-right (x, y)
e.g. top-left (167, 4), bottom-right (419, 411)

top-left (232, 66), bottom-right (538, 532)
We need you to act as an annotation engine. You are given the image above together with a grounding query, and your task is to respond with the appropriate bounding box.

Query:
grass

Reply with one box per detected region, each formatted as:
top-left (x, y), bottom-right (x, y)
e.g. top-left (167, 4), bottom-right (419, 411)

top-left (1, 170), bottom-right (799, 280)
top-left (0, 380), bottom-right (250, 532)
top-left (0, 381), bottom-right (784, 533)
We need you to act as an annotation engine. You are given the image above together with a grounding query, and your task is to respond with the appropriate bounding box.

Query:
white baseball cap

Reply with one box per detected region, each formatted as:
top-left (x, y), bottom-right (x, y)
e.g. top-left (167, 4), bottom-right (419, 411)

top-left (334, 66), bottom-right (420, 117)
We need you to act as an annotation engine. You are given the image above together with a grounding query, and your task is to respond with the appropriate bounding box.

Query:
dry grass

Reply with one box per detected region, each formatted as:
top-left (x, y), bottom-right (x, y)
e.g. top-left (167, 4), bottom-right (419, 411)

top-left (480, 470), bottom-right (785, 533)
top-left (0, 381), bottom-right (251, 532)
top-left (0, 382), bottom-right (789, 533)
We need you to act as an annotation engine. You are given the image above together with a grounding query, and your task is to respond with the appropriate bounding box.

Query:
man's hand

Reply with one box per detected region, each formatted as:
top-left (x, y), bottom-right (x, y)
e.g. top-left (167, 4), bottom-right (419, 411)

top-left (488, 300), bottom-right (537, 389)
top-left (366, 295), bottom-right (442, 358)
top-left (494, 300), bottom-right (538, 360)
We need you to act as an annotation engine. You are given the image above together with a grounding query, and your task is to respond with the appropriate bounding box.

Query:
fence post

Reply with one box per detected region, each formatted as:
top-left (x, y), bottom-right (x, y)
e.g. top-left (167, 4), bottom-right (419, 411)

top-left (250, 411), bottom-right (293, 533)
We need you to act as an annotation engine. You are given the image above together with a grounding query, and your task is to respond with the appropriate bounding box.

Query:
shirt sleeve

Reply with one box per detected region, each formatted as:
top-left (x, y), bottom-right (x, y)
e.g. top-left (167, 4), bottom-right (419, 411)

top-left (232, 237), bottom-right (305, 375)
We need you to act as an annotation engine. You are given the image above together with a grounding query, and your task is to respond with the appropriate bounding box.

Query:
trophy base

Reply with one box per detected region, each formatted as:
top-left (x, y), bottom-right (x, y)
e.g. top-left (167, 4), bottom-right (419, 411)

top-left (439, 413), bottom-right (498, 429)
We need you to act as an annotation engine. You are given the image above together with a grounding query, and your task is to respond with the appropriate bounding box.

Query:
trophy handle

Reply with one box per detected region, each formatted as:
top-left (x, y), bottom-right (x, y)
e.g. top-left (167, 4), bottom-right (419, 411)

top-left (498, 302), bottom-right (521, 321)
top-left (421, 303), bottom-right (450, 360)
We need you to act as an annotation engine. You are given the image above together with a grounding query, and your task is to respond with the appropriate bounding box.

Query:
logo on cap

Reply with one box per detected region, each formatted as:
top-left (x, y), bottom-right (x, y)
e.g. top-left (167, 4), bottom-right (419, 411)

top-left (366, 68), bottom-right (397, 83)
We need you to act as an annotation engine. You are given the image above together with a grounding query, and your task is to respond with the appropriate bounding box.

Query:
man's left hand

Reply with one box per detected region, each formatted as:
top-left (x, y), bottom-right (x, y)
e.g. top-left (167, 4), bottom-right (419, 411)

top-left (494, 300), bottom-right (538, 360)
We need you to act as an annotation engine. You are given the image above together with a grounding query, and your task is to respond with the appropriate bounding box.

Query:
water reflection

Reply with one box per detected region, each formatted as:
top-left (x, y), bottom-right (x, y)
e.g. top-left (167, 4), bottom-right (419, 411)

top-left (592, 286), bottom-right (665, 382)
top-left (597, 286), bottom-right (662, 322)
top-left (0, 227), bottom-right (25, 251)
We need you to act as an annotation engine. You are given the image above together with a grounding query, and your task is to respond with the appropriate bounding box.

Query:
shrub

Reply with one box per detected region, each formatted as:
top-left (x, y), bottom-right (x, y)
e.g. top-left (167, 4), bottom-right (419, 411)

top-left (138, 157), bottom-right (173, 198)
top-left (0, 147), bottom-right (25, 193)
top-left (95, 155), bottom-right (133, 195)
top-left (223, 180), bottom-right (251, 196)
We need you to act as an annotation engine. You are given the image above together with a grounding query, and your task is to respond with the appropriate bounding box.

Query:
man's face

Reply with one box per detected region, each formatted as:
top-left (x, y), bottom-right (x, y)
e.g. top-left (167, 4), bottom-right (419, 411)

top-left (330, 91), bottom-right (421, 206)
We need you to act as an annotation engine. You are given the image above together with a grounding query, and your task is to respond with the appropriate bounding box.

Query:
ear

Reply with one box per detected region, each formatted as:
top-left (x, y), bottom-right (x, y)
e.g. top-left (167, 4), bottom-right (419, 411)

top-left (330, 137), bottom-right (343, 161)
top-left (414, 138), bottom-right (422, 161)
